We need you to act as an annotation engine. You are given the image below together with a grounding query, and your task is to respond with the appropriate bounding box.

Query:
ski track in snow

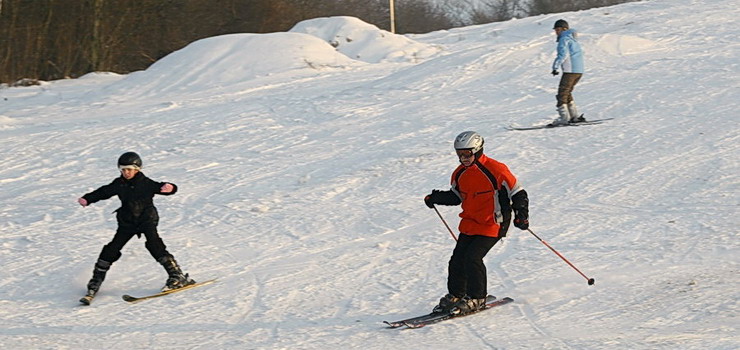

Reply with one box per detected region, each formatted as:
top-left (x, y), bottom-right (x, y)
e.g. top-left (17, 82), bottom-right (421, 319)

top-left (1, 0), bottom-right (739, 349)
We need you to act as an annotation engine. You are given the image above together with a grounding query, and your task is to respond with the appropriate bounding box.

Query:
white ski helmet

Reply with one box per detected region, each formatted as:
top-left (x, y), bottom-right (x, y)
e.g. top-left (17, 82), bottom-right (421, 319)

top-left (454, 131), bottom-right (484, 153)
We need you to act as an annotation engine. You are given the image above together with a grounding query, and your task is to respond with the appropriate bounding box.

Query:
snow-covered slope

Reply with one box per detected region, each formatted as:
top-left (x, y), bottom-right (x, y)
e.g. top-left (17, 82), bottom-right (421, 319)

top-left (0, 0), bottom-right (737, 349)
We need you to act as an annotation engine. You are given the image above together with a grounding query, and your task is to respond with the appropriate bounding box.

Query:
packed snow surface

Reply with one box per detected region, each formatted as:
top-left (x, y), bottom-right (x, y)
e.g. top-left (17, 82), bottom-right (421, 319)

top-left (0, 0), bottom-right (737, 349)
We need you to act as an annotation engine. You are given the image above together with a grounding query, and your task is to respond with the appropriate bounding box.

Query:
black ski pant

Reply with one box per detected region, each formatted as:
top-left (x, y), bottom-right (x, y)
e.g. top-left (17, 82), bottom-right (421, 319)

top-left (98, 223), bottom-right (170, 264)
top-left (447, 233), bottom-right (501, 299)
top-left (556, 73), bottom-right (582, 106)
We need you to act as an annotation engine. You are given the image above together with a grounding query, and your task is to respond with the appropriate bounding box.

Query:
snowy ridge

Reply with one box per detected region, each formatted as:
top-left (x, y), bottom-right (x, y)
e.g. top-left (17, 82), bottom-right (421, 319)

top-left (0, 0), bottom-right (738, 349)
top-left (290, 16), bottom-right (442, 63)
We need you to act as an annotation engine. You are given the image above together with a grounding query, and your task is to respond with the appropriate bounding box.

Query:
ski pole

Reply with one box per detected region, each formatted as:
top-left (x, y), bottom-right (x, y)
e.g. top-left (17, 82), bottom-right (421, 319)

top-left (527, 228), bottom-right (595, 285)
top-left (432, 205), bottom-right (457, 241)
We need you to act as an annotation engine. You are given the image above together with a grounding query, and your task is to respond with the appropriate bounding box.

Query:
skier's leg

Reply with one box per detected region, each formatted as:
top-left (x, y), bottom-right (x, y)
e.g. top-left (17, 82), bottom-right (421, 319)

top-left (85, 259), bottom-right (111, 295)
top-left (566, 74), bottom-right (584, 122)
top-left (553, 75), bottom-right (572, 125)
top-left (143, 225), bottom-right (194, 291)
top-left (462, 236), bottom-right (500, 299)
top-left (447, 233), bottom-right (475, 298)
top-left (462, 235), bottom-right (500, 299)
top-left (449, 235), bottom-right (500, 315)
top-left (142, 224), bottom-right (169, 261)
top-left (558, 73), bottom-right (578, 106)
top-left (99, 228), bottom-right (136, 263)
top-left (87, 229), bottom-right (135, 294)
top-left (434, 234), bottom-right (474, 312)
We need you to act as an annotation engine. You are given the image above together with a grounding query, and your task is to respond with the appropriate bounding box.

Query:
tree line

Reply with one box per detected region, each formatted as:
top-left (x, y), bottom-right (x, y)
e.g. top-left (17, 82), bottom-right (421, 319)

top-left (0, 0), bottom-right (635, 85)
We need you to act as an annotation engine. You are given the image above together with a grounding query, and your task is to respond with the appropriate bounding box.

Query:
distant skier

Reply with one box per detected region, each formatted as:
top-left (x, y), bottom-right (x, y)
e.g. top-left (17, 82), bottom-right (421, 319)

top-left (424, 131), bottom-right (529, 315)
top-left (550, 19), bottom-right (585, 126)
top-left (77, 152), bottom-right (194, 303)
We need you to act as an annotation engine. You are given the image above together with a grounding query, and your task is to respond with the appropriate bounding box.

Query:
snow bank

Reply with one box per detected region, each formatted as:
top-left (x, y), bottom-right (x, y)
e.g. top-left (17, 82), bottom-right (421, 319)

top-left (111, 32), bottom-right (363, 96)
top-left (290, 16), bottom-right (441, 63)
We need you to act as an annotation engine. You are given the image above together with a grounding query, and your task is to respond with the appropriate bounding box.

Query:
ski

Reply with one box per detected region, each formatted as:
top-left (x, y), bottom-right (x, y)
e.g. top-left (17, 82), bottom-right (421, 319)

top-left (121, 278), bottom-right (216, 303)
top-left (79, 292), bottom-right (96, 306)
top-left (384, 295), bottom-right (512, 329)
top-left (383, 299), bottom-right (485, 329)
top-left (384, 310), bottom-right (447, 328)
top-left (384, 295), bottom-right (497, 328)
top-left (508, 118), bottom-right (613, 131)
top-left (404, 296), bottom-right (514, 329)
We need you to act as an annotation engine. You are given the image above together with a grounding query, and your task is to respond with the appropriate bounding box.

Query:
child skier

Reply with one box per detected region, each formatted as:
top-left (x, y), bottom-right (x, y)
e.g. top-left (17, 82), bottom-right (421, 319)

top-left (77, 151), bottom-right (194, 304)
top-left (424, 131), bottom-right (529, 315)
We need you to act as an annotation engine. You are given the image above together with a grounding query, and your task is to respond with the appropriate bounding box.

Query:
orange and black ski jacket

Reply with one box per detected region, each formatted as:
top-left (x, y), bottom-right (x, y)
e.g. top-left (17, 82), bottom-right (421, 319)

top-left (448, 154), bottom-right (525, 237)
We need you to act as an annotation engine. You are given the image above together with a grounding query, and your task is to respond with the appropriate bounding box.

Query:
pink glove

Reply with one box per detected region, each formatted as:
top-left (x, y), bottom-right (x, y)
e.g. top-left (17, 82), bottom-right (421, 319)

top-left (78, 198), bottom-right (88, 207)
top-left (160, 183), bottom-right (174, 193)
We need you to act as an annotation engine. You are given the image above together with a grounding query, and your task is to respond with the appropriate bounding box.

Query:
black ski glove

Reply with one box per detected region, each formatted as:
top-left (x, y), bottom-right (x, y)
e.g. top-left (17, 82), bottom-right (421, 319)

top-left (424, 193), bottom-right (436, 208)
top-left (511, 190), bottom-right (529, 230)
top-left (424, 189), bottom-right (444, 208)
top-left (425, 189), bottom-right (461, 208)
top-left (513, 210), bottom-right (529, 230)
top-left (551, 70), bottom-right (559, 76)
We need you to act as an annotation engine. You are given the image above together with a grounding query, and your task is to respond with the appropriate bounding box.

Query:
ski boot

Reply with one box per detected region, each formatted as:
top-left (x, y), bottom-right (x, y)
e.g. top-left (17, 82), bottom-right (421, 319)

top-left (567, 101), bottom-right (586, 123)
top-left (570, 115), bottom-right (586, 123)
top-left (80, 259), bottom-right (111, 305)
top-left (548, 105), bottom-right (571, 127)
top-left (432, 293), bottom-right (462, 313)
top-left (450, 295), bottom-right (486, 315)
top-left (158, 255), bottom-right (195, 292)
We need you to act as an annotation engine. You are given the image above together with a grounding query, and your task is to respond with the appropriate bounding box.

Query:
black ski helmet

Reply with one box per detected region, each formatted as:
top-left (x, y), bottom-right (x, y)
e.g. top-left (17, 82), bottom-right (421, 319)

top-left (118, 151), bottom-right (142, 169)
top-left (553, 19), bottom-right (569, 29)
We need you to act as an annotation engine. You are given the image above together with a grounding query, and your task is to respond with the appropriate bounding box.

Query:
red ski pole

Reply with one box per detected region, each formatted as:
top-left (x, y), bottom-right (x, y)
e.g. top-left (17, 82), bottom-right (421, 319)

top-left (432, 205), bottom-right (457, 241)
top-left (527, 228), bottom-right (595, 285)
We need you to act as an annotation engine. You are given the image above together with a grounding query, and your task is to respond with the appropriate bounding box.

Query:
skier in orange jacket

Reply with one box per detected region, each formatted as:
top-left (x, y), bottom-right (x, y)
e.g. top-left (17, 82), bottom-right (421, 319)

top-left (425, 131), bottom-right (529, 315)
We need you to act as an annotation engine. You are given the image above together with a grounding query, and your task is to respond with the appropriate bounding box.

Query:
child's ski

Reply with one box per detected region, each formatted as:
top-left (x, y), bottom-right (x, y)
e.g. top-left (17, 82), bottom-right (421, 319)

top-left (122, 279), bottom-right (216, 303)
top-left (79, 292), bottom-right (96, 305)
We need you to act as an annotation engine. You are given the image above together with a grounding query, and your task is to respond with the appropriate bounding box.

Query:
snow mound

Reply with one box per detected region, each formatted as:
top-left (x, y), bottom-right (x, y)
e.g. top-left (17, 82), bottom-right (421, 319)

top-left (104, 16), bottom-right (440, 96)
top-left (591, 33), bottom-right (661, 56)
top-left (290, 16), bottom-right (441, 63)
top-left (112, 32), bottom-right (362, 95)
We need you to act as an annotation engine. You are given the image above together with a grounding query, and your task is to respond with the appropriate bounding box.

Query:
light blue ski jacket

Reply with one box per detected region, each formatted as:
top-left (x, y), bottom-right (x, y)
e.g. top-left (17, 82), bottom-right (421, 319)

top-left (552, 29), bottom-right (584, 74)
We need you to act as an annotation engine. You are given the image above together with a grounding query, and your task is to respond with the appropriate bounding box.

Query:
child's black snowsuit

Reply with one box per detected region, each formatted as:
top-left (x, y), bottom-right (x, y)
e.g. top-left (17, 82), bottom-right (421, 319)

top-left (82, 171), bottom-right (178, 263)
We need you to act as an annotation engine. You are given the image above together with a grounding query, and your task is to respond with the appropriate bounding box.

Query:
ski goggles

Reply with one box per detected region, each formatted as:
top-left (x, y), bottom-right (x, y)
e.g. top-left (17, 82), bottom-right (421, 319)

top-left (456, 149), bottom-right (475, 159)
top-left (118, 165), bottom-right (140, 170)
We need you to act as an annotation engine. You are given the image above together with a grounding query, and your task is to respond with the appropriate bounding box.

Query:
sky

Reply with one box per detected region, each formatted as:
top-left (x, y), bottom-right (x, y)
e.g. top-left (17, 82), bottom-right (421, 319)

top-left (0, 0), bottom-right (737, 349)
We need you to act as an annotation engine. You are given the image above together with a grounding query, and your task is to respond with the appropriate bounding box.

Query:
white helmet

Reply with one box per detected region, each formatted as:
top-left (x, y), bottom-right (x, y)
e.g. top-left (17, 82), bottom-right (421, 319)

top-left (454, 131), bottom-right (484, 153)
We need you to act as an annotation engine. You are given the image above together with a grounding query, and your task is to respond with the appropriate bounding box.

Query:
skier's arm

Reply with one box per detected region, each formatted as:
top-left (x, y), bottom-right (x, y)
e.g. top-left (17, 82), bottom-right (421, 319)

top-left (552, 38), bottom-right (567, 71)
top-left (499, 164), bottom-right (528, 230)
top-left (81, 181), bottom-right (117, 205)
top-left (143, 176), bottom-right (177, 196)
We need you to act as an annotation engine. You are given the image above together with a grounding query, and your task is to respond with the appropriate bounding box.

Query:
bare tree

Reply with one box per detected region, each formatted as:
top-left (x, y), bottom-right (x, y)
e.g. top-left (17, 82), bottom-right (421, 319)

top-left (394, 0), bottom-right (455, 33)
top-left (469, 0), bottom-right (528, 24)
top-left (529, 0), bottom-right (634, 16)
